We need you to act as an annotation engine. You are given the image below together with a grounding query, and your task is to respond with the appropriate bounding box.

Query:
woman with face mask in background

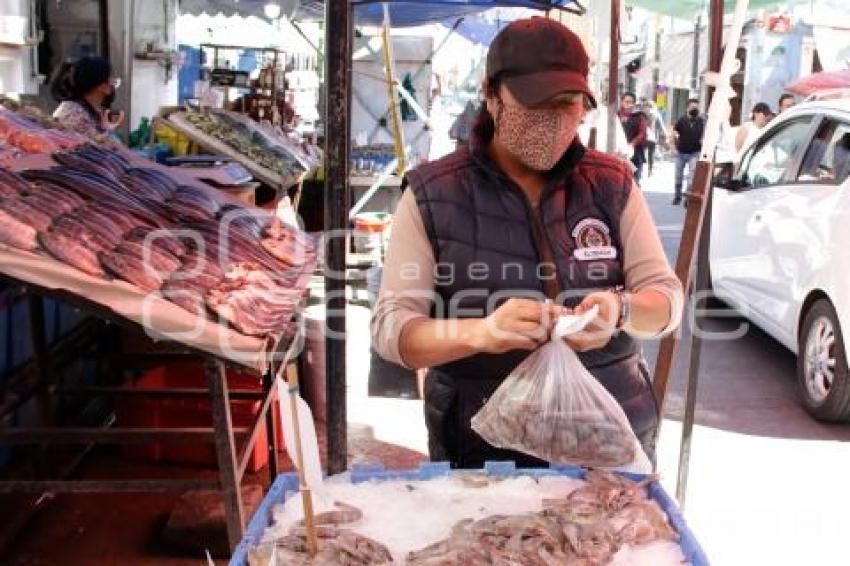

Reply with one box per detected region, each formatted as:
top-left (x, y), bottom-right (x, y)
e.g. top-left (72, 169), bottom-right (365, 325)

top-left (50, 56), bottom-right (124, 144)
top-left (371, 18), bottom-right (683, 469)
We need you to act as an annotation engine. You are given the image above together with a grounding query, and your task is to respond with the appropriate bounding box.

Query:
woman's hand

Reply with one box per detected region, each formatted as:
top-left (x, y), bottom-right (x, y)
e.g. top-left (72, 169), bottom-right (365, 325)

top-left (102, 109), bottom-right (125, 131)
top-left (564, 291), bottom-right (621, 352)
top-left (472, 298), bottom-right (563, 354)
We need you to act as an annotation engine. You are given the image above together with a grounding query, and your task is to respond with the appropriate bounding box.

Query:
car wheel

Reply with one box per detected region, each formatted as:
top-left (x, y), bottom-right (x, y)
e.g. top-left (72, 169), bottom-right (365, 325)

top-left (797, 299), bottom-right (850, 421)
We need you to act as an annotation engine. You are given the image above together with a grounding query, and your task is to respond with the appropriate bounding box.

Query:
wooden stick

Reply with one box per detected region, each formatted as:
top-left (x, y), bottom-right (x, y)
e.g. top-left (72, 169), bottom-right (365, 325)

top-left (285, 362), bottom-right (319, 556)
top-left (381, 4), bottom-right (407, 174)
top-left (654, 0), bottom-right (751, 416)
top-left (652, 159), bottom-right (713, 409)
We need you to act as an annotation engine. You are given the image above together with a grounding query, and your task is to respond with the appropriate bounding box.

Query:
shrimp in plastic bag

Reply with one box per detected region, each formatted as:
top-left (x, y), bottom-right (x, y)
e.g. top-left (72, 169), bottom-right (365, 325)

top-left (471, 310), bottom-right (651, 473)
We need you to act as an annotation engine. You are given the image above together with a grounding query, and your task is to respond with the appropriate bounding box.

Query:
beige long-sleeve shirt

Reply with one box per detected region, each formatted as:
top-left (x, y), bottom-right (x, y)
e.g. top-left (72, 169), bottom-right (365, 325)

top-left (371, 183), bottom-right (684, 368)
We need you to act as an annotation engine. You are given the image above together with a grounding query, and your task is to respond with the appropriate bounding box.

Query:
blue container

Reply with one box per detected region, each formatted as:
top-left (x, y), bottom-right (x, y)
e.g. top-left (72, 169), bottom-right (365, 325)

top-left (178, 45), bottom-right (202, 104)
top-left (230, 462), bottom-right (710, 565)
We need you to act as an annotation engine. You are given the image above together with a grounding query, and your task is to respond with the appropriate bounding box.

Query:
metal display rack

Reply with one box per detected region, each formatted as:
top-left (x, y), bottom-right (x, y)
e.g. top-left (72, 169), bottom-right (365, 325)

top-left (0, 277), bottom-right (300, 550)
top-left (0, 151), bottom-right (316, 551)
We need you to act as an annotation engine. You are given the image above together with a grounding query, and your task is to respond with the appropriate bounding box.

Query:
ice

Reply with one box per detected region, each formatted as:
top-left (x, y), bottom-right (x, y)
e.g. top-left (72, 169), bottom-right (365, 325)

top-left (610, 540), bottom-right (688, 565)
top-left (261, 474), bottom-right (687, 565)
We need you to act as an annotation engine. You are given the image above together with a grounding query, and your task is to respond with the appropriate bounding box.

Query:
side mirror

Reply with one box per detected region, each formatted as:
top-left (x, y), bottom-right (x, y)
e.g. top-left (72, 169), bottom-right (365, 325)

top-left (713, 163), bottom-right (733, 189)
top-left (715, 177), bottom-right (750, 192)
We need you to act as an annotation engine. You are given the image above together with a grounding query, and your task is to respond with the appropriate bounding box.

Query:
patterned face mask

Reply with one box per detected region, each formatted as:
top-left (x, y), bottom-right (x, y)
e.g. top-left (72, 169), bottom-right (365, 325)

top-left (495, 101), bottom-right (579, 171)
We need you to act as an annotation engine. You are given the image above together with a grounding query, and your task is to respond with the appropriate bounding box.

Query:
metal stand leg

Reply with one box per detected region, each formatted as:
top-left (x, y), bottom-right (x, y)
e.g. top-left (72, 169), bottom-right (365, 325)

top-left (263, 367), bottom-right (279, 482)
top-left (675, 188), bottom-right (714, 510)
top-left (28, 295), bottom-right (51, 478)
top-left (206, 358), bottom-right (244, 550)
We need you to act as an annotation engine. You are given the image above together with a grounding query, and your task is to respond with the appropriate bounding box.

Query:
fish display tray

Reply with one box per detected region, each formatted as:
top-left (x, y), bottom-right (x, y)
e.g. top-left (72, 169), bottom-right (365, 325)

top-left (165, 112), bottom-right (307, 190)
top-left (230, 461), bottom-right (710, 565)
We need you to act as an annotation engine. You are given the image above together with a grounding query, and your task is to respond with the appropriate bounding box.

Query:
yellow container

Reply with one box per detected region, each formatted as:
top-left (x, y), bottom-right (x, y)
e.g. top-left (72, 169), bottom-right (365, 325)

top-left (154, 122), bottom-right (191, 156)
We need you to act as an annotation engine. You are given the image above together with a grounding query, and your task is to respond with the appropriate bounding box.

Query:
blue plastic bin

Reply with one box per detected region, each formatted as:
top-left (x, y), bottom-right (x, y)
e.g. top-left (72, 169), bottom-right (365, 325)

top-left (230, 461), bottom-right (709, 565)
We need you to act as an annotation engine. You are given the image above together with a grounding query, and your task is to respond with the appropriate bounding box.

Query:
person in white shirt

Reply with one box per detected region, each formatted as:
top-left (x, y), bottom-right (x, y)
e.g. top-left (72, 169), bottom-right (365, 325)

top-left (640, 98), bottom-right (667, 177)
top-left (735, 102), bottom-right (772, 154)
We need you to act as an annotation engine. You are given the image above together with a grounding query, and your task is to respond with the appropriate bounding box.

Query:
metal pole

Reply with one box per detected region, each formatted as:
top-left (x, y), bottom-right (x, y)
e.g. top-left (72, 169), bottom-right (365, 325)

top-left (28, 295), bottom-right (50, 478)
top-left (263, 367), bottom-right (280, 481)
top-left (206, 358), bottom-right (244, 550)
top-left (607, 0), bottom-right (621, 153)
top-left (707, 0), bottom-right (724, 107)
top-left (652, 14), bottom-right (661, 103)
top-left (654, 0), bottom-right (748, 422)
top-left (676, 188), bottom-right (714, 509)
top-left (676, 0), bottom-right (725, 510)
top-left (691, 12), bottom-right (702, 95)
top-left (122, 0), bottom-right (135, 140)
top-left (324, 0), bottom-right (351, 476)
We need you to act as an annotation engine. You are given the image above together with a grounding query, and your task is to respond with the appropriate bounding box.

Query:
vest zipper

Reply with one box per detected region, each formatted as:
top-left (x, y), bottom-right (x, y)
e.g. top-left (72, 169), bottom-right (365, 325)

top-left (488, 164), bottom-right (565, 302)
top-left (507, 183), bottom-right (561, 301)
top-left (528, 202), bottom-right (561, 301)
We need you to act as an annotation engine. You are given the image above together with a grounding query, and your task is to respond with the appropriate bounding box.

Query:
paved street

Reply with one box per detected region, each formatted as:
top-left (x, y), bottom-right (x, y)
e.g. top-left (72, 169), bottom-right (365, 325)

top-left (346, 155), bottom-right (850, 566)
top-left (638, 158), bottom-right (850, 566)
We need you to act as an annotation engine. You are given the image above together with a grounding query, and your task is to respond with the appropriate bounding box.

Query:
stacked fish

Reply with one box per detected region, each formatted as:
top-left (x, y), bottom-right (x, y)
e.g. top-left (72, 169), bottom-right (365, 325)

top-left (0, 105), bottom-right (87, 154)
top-left (0, 144), bottom-right (315, 338)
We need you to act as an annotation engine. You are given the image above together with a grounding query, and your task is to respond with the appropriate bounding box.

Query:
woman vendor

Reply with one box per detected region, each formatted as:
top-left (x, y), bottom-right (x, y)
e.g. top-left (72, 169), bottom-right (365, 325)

top-left (372, 18), bottom-right (684, 469)
top-left (50, 56), bottom-right (124, 143)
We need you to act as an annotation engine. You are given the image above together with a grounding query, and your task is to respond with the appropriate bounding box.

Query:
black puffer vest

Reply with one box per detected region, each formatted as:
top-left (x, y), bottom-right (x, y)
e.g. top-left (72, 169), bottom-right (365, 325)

top-left (406, 139), bottom-right (659, 469)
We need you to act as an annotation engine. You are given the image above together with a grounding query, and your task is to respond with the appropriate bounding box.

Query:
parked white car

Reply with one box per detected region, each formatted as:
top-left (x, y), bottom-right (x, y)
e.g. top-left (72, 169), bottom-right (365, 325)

top-left (710, 97), bottom-right (850, 421)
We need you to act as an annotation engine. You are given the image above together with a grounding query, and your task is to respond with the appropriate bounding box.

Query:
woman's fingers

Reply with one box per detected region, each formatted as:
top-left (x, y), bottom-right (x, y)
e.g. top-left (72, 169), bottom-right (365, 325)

top-left (488, 317), bottom-right (548, 342)
top-left (516, 301), bottom-right (566, 324)
top-left (481, 298), bottom-right (561, 353)
top-left (576, 292), bottom-right (619, 327)
top-left (510, 299), bottom-right (548, 320)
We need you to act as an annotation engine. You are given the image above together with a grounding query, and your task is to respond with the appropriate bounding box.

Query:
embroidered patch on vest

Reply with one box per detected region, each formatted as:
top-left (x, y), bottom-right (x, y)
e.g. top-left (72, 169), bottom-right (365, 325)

top-left (572, 218), bottom-right (617, 260)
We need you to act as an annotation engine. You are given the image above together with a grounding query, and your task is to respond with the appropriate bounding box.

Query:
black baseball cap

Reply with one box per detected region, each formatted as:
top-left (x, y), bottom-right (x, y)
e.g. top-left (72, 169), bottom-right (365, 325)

top-left (486, 18), bottom-right (597, 109)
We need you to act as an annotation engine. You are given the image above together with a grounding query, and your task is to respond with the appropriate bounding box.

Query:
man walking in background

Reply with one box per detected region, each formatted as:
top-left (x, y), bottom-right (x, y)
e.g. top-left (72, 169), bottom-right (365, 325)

top-left (619, 92), bottom-right (648, 183)
top-left (671, 98), bottom-right (704, 206)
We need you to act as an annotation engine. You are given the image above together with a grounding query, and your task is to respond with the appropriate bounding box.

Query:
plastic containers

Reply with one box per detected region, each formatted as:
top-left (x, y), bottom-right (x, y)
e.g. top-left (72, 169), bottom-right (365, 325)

top-left (115, 362), bottom-right (280, 472)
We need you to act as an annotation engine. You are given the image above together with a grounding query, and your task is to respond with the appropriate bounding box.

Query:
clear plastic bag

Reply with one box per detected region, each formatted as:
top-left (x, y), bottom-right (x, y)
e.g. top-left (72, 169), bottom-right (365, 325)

top-left (471, 329), bottom-right (651, 473)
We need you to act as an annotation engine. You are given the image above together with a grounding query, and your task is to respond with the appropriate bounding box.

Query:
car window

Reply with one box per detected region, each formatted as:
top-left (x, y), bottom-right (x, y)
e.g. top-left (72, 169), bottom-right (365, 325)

top-left (738, 118), bottom-right (812, 188)
top-left (797, 120), bottom-right (850, 185)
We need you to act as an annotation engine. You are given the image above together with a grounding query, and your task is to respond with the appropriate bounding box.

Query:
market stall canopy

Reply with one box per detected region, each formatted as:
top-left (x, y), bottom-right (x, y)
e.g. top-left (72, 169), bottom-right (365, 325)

top-left (786, 69), bottom-right (850, 96)
top-left (626, 0), bottom-right (802, 20)
top-left (179, 0), bottom-right (584, 26)
top-left (447, 17), bottom-right (503, 44)
top-left (179, 0), bottom-right (325, 20)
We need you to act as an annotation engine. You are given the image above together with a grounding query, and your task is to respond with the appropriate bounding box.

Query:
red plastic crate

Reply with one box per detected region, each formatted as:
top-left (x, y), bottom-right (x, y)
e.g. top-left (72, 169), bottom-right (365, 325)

top-left (115, 362), bottom-right (283, 472)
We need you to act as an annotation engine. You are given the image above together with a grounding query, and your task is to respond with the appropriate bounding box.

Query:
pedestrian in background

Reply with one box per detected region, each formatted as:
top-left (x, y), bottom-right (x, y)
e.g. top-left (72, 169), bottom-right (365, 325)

top-left (618, 92), bottom-right (648, 183)
top-left (778, 93), bottom-right (795, 113)
top-left (735, 102), bottom-right (772, 154)
top-left (641, 98), bottom-right (667, 177)
top-left (671, 98), bottom-right (704, 206)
